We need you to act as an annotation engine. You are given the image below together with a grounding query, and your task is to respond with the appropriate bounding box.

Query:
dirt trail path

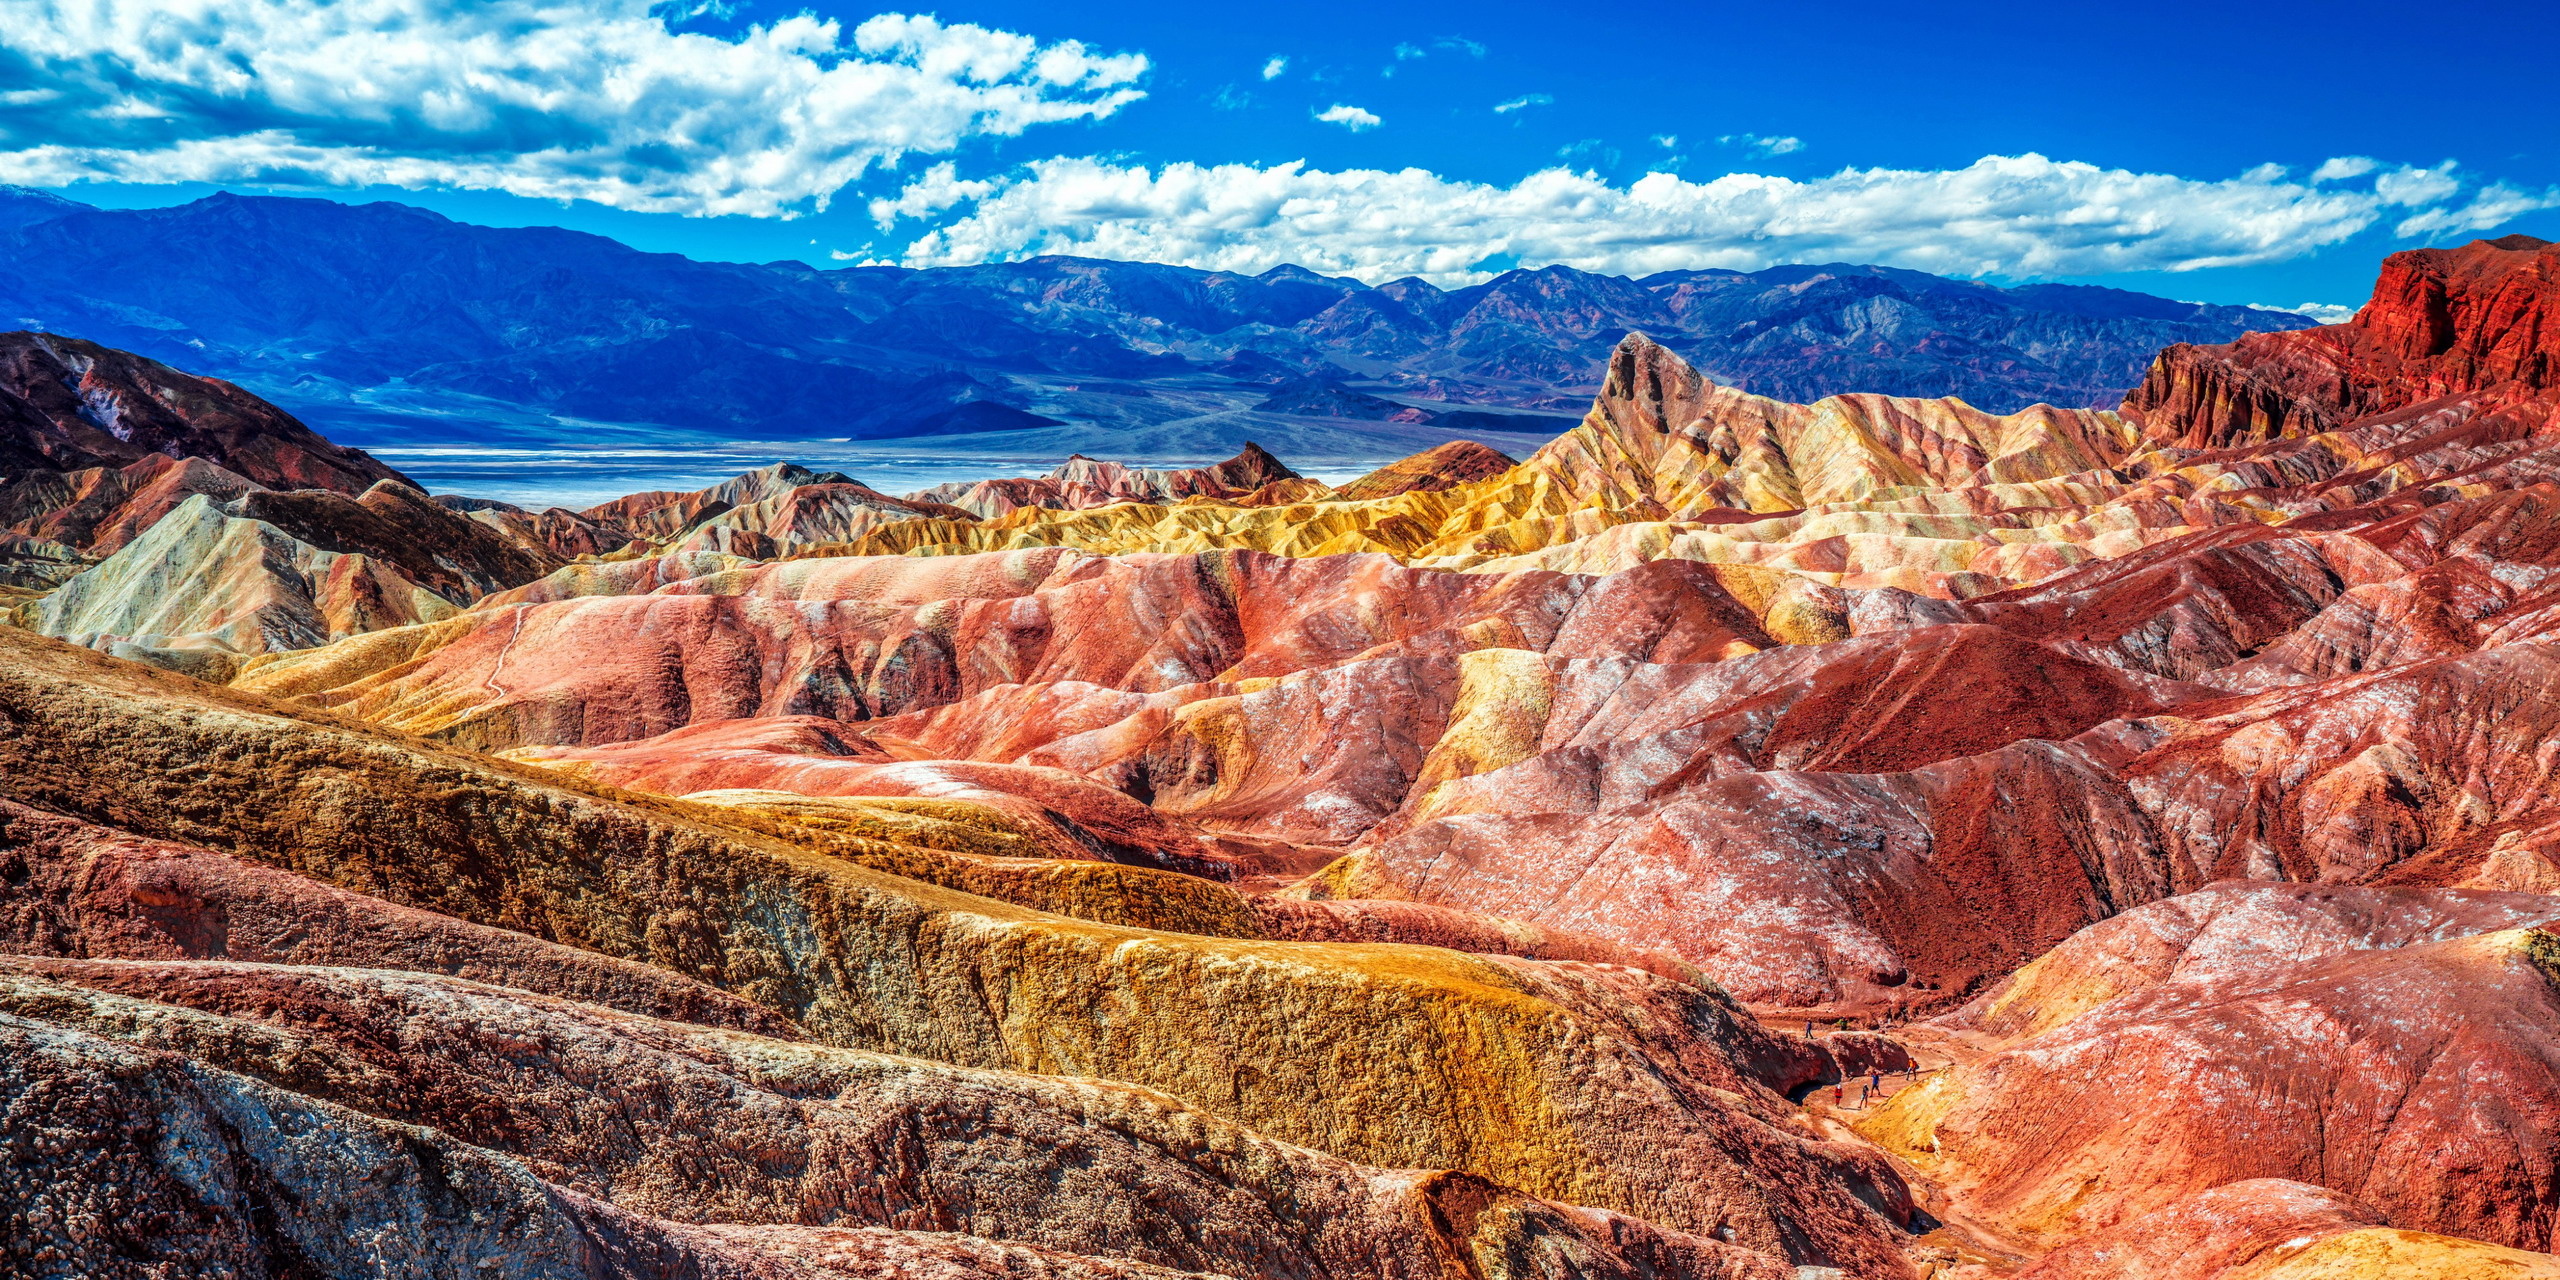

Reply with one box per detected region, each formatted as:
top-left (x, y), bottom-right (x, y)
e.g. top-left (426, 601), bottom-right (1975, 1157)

top-left (1754, 1014), bottom-right (2029, 1278)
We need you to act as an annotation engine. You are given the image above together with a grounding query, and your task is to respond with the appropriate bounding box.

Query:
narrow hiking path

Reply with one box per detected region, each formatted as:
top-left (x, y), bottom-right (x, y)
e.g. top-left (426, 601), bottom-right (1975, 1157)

top-left (1756, 1012), bottom-right (2031, 1277)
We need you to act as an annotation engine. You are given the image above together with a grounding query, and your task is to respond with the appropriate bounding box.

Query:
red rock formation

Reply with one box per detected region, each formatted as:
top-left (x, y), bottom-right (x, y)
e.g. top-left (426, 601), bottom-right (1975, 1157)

top-left (0, 453), bottom-right (263, 554)
top-left (1865, 883), bottom-right (2560, 1253)
top-left (437, 493), bottom-right (639, 559)
top-left (718, 480), bottom-right (975, 549)
top-left (1333, 439), bottom-right (1521, 500)
top-left (0, 797), bottom-right (795, 1035)
top-left (0, 331), bottom-right (409, 492)
top-left (581, 461), bottom-right (853, 538)
top-left (506, 715), bottom-right (1243, 875)
top-left (911, 443), bottom-right (1304, 517)
top-left (0, 626), bottom-right (1932, 1277)
top-left (237, 475), bottom-right (2560, 1005)
top-left (21, 238), bottom-right (2560, 1277)
top-left (238, 549), bottom-right (1773, 748)
top-left (2125, 234), bottom-right (2559, 450)
top-left (2018, 1180), bottom-right (2560, 1279)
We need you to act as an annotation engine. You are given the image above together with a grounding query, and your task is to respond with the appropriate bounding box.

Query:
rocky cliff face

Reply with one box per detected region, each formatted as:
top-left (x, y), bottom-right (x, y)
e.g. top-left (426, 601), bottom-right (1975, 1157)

top-left (2125, 234), bottom-right (2558, 449)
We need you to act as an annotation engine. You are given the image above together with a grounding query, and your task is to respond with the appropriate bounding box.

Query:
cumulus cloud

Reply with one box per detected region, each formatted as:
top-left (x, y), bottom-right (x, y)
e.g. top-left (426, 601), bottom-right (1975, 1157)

top-left (864, 161), bottom-right (994, 228)
top-left (1261, 55), bottom-right (1288, 79)
top-left (2312, 156), bottom-right (2378, 183)
top-left (0, 0), bottom-right (1146, 217)
top-left (881, 153), bottom-right (2541, 286)
top-left (2268, 302), bottom-right (2361, 324)
top-left (1315, 104), bottom-right (1382, 131)
top-left (2373, 161), bottom-right (2460, 208)
top-left (1393, 42), bottom-right (1427, 60)
top-left (1493, 94), bottom-right (1553, 114)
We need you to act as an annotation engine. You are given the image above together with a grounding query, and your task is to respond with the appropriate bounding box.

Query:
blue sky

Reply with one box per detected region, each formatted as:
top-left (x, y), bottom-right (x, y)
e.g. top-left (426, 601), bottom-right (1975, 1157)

top-left (9, 0), bottom-right (2556, 311)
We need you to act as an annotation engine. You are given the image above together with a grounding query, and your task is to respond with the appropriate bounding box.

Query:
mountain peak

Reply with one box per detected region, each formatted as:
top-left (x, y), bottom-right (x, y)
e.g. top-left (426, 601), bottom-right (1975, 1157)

top-left (1255, 263), bottom-right (1347, 286)
top-left (0, 184), bottom-right (95, 234)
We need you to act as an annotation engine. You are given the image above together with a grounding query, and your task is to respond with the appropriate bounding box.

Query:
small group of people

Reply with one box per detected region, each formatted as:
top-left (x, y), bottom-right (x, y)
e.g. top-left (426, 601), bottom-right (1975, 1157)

top-left (1800, 1013), bottom-right (1908, 1036)
top-left (1822, 1067), bottom-right (1912, 1110)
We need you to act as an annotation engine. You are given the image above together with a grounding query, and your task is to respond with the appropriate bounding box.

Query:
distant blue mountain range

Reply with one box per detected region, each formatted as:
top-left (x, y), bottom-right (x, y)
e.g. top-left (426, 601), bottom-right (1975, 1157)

top-left (0, 186), bottom-right (2317, 472)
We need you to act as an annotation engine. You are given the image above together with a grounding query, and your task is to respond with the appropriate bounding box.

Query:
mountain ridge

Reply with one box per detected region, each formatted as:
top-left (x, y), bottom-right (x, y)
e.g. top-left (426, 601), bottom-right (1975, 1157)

top-left (0, 190), bottom-right (2317, 468)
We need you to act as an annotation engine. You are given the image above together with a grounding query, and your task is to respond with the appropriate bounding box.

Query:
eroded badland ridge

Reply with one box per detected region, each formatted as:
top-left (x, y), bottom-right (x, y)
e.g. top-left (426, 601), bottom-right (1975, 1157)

top-left (3, 236), bottom-right (2559, 1279)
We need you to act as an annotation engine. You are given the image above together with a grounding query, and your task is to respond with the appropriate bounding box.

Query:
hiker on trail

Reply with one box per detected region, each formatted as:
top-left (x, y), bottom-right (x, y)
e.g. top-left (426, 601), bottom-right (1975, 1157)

top-left (1870, 1070), bottom-right (1883, 1091)
top-left (1804, 1018), bottom-right (1815, 1038)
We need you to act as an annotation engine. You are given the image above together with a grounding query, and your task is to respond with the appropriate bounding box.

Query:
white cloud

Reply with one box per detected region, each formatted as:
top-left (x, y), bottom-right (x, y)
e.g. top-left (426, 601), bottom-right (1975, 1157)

top-left (1653, 134), bottom-right (1679, 149)
top-left (2374, 161), bottom-right (2460, 207)
top-left (1556, 140), bottom-right (1620, 169)
top-left (1435, 37), bottom-right (1487, 57)
top-left (1261, 56), bottom-right (1288, 80)
top-left (2266, 302), bottom-right (2360, 324)
top-left (1719, 133), bottom-right (1803, 157)
top-left (865, 161), bottom-right (995, 228)
top-left (1393, 42), bottom-right (1427, 60)
top-left (1315, 104), bottom-right (1382, 131)
top-left (2394, 181), bottom-right (2560, 236)
top-left (883, 153), bottom-right (2535, 287)
top-left (0, 1), bottom-right (1145, 217)
top-left (2311, 156), bottom-right (2378, 183)
top-left (1493, 94), bottom-right (1553, 114)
